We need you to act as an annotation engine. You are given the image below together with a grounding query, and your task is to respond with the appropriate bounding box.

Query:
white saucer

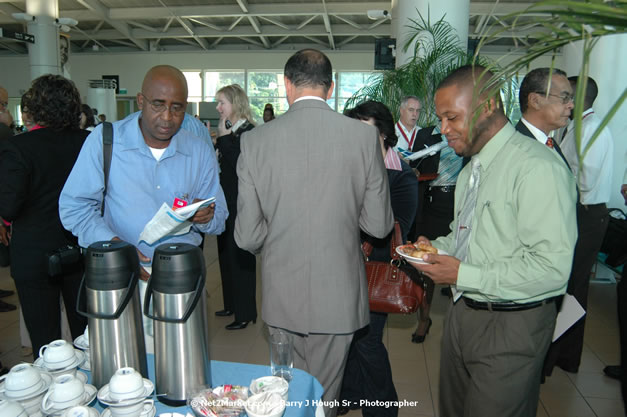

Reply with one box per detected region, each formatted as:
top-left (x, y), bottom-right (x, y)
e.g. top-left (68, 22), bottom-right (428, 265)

top-left (40, 384), bottom-right (97, 416)
top-left (101, 403), bottom-right (155, 417)
top-left (0, 372), bottom-right (53, 401)
top-left (73, 335), bottom-right (89, 351)
top-left (97, 379), bottom-right (154, 406)
top-left (78, 359), bottom-right (91, 372)
top-left (61, 406), bottom-right (100, 417)
top-left (35, 350), bottom-right (86, 372)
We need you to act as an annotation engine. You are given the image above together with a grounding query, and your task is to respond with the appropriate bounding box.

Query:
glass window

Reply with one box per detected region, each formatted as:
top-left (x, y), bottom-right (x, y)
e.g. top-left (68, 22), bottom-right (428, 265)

top-left (337, 72), bottom-right (376, 113)
top-left (248, 71), bottom-right (286, 122)
top-left (204, 71), bottom-right (245, 101)
top-left (183, 71), bottom-right (202, 103)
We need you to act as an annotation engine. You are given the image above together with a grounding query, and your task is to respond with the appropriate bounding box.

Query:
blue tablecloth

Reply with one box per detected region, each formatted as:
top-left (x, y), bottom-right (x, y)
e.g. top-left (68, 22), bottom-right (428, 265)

top-left (86, 354), bottom-right (323, 417)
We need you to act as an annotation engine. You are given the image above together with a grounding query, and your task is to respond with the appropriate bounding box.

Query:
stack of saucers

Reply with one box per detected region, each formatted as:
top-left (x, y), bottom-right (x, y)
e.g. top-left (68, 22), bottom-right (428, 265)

top-left (97, 368), bottom-right (155, 417)
top-left (73, 327), bottom-right (91, 371)
top-left (0, 363), bottom-right (53, 417)
top-left (34, 340), bottom-right (86, 378)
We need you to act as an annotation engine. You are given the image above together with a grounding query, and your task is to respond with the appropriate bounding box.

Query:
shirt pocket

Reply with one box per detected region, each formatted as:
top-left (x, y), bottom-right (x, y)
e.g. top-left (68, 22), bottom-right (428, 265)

top-left (473, 200), bottom-right (514, 252)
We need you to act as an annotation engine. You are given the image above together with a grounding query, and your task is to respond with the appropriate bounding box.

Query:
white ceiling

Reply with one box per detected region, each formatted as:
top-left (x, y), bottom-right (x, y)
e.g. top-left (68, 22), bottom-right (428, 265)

top-left (0, 1), bottom-right (545, 55)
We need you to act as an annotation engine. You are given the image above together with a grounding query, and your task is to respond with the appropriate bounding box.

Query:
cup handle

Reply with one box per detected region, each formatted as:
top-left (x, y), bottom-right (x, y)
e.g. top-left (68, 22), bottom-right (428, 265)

top-left (42, 389), bottom-right (54, 411)
top-left (38, 344), bottom-right (48, 359)
top-left (144, 399), bottom-right (154, 408)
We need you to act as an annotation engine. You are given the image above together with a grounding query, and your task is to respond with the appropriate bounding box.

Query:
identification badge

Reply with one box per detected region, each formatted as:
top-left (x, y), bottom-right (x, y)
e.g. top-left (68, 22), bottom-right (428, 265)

top-left (173, 197), bottom-right (188, 210)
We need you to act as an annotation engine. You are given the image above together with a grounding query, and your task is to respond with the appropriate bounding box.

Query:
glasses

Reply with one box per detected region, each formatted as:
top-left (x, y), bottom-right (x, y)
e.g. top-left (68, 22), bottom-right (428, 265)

top-left (0, 101), bottom-right (7, 109)
top-left (140, 93), bottom-right (186, 115)
top-left (536, 92), bottom-right (574, 104)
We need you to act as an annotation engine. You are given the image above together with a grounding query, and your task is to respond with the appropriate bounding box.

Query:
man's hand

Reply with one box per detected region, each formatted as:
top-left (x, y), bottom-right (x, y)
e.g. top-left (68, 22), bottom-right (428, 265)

top-left (190, 199), bottom-right (215, 224)
top-left (0, 223), bottom-right (10, 246)
top-left (408, 253), bottom-right (460, 285)
top-left (113, 236), bottom-right (151, 281)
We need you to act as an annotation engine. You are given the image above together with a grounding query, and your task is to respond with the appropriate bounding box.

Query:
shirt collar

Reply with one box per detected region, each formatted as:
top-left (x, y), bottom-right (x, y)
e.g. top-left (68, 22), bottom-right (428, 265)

top-left (475, 122), bottom-right (517, 172)
top-left (119, 112), bottom-right (188, 158)
top-left (384, 148), bottom-right (402, 171)
top-left (294, 96), bottom-right (327, 103)
top-left (520, 117), bottom-right (549, 144)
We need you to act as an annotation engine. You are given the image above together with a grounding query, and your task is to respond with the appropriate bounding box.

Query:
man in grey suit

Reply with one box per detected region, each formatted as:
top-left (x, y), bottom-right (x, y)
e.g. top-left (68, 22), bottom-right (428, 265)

top-left (235, 49), bottom-right (394, 417)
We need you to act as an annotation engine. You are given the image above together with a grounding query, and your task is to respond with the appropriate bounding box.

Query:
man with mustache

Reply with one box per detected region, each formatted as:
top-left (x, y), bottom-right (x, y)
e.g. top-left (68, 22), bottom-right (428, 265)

top-left (60, 65), bottom-right (227, 282)
top-left (409, 65), bottom-right (577, 417)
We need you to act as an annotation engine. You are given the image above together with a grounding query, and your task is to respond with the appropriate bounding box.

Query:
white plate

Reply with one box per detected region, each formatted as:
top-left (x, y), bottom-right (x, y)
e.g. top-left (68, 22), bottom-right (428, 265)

top-left (73, 335), bottom-right (89, 351)
top-left (0, 372), bottom-right (53, 401)
top-left (40, 384), bottom-right (97, 416)
top-left (395, 245), bottom-right (448, 264)
top-left (34, 350), bottom-right (86, 372)
top-left (101, 403), bottom-right (155, 417)
top-left (97, 379), bottom-right (154, 406)
top-left (78, 359), bottom-right (91, 372)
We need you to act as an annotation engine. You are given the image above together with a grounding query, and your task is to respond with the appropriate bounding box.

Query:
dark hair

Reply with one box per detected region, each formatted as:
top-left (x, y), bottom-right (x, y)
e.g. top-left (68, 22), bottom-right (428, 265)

top-left (519, 68), bottom-right (567, 113)
top-left (568, 75), bottom-right (597, 109)
top-left (21, 74), bottom-right (81, 130)
top-left (80, 104), bottom-right (95, 128)
top-left (344, 101), bottom-right (398, 149)
top-left (284, 49), bottom-right (333, 92)
top-left (264, 103), bottom-right (274, 116)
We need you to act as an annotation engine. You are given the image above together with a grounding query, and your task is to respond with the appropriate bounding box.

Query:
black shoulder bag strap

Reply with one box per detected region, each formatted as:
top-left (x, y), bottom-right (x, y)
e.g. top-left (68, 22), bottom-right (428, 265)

top-left (101, 122), bottom-right (113, 217)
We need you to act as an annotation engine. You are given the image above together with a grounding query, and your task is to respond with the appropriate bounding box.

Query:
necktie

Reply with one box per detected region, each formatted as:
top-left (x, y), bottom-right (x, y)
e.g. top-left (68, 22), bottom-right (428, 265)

top-left (454, 158), bottom-right (481, 262)
top-left (546, 137), bottom-right (554, 148)
top-left (430, 141), bottom-right (463, 186)
top-left (451, 158), bottom-right (481, 302)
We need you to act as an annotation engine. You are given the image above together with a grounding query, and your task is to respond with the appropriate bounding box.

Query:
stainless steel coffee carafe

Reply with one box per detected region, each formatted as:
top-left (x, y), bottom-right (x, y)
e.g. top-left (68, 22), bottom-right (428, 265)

top-left (144, 243), bottom-right (211, 406)
top-left (77, 240), bottom-right (148, 388)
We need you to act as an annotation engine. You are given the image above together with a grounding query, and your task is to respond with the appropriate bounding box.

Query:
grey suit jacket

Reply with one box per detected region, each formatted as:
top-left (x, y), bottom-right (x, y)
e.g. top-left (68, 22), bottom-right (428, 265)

top-left (234, 98), bottom-right (394, 334)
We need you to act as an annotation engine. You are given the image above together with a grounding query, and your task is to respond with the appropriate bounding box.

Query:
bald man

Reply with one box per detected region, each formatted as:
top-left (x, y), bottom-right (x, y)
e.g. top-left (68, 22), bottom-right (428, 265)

top-left (60, 65), bottom-right (228, 278)
top-left (409, 65), bottom-right (577, 417)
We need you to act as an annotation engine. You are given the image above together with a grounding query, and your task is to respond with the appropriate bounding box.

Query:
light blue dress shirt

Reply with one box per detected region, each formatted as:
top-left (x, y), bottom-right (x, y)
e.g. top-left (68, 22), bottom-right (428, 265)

top-left (59, 112), bottom-right (228, 259)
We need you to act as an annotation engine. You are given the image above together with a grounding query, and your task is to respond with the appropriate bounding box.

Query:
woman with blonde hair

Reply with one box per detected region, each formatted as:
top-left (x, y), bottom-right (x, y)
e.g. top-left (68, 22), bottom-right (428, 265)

top-left (214, 84), bottom-right (257, 330)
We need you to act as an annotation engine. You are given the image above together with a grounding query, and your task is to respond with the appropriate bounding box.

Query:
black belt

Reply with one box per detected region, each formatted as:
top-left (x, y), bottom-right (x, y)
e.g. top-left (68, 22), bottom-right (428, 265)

top-left (428, 185), bottom-right (455, 193)
top-left (462, 296), bottom-right (557, 312)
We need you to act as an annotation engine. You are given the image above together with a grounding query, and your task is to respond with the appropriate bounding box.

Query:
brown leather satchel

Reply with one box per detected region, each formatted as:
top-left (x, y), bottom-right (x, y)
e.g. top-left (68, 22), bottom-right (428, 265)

top-left (363, 222), bottom-right (425, 314)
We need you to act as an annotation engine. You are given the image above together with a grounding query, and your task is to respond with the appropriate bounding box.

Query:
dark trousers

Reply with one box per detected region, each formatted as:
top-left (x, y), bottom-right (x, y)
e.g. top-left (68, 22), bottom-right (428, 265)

top-left (339, 312), bottom-right (398, 417)
top-left (13, 266), bottom-right (87, 360)
top-left (543, 204), bottom-right (609, 376)
top-left (440, 299), bottom-right (556, 417)
top-left (217, 210), bottom-right (257, 322)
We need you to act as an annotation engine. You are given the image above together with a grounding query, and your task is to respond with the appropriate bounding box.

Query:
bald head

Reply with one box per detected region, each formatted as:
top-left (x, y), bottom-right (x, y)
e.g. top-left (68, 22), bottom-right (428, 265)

top-left (141, 65), bottom-right (188, 98)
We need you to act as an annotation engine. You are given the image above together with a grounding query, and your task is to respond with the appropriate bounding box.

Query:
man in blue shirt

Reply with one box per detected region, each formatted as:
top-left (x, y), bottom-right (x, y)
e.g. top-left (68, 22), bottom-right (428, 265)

top-left (59, 65), bottom-right (227, 280)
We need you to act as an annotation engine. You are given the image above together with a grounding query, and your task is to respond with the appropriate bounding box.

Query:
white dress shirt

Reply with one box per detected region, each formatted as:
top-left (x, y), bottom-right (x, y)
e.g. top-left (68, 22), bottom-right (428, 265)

top-left (561, 109), bottom-right (614, 204)
top-left (393, 121), bottom-right (420, 151)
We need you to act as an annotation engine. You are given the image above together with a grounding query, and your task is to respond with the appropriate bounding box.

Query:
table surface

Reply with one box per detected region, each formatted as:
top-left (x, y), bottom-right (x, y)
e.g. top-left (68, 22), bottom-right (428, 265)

top-left (85, 354), bottom-right (323, 417)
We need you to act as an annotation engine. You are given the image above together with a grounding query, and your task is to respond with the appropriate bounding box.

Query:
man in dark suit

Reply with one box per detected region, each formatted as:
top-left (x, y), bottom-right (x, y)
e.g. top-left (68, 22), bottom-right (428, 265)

top-left (235, 49), bottom-right (393, 417)
top-left (516, 68), bottom-right (591, 379)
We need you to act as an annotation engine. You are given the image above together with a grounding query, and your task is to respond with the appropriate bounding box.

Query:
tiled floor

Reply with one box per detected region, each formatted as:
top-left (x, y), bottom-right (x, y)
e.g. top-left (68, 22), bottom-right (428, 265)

top-left (0, 236), bottom-right (624, 417)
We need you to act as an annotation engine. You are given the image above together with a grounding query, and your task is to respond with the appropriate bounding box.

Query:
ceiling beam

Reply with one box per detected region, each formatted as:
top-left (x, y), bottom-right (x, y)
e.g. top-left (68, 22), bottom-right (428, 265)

top-left (67, 24), bottom-right (390, 41)
top-left (321, 0), bottom-right (335, 50)
top-left (76, 0), bottom-right (148, 50)
top-left (237, 0), bottom-right (270, 49)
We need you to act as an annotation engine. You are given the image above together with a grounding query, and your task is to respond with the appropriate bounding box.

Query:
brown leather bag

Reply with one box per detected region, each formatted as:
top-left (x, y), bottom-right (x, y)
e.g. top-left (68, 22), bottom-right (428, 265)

top-left (363, 222), bottom-right (425, 314)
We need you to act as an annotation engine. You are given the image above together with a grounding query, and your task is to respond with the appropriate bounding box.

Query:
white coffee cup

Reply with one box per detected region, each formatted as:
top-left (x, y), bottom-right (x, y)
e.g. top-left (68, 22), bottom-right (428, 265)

top-left (0, 399), bottom-right (28, 417)
top-left (42, 374), bottom-right (85, 411)
top-left (109, 399), bottom-right (153, 417)
top-left (108, 368), bottom-right (144, 401)
top-left (18, 392), bottom-right (46, 415)
top-left (0, 363), bottom-right (43, 398)
top-left (40, 339), bottom-right (76, 370)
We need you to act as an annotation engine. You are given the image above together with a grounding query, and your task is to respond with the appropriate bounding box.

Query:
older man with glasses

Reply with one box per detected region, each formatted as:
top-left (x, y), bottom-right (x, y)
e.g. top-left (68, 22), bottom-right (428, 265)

top-left (59, 65), bottom-right (228, 284)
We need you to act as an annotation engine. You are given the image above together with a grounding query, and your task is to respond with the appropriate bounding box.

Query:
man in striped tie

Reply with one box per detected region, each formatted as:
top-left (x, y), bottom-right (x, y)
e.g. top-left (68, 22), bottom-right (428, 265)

top-left (409, 65), bottom-right (577, 417)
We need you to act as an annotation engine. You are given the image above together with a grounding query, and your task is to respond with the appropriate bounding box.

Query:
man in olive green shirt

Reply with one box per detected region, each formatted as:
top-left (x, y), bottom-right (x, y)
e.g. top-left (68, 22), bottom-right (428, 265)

top-left (410, 66), bottom-right (577, 417)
